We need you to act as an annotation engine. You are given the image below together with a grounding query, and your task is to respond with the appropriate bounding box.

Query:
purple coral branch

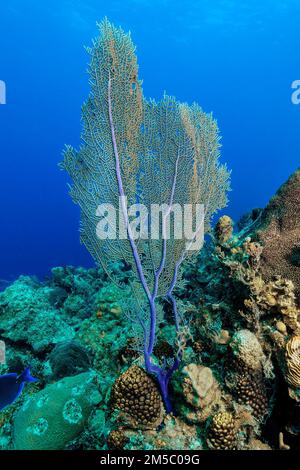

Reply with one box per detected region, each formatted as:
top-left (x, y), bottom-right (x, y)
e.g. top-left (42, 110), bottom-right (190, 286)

top-left (153, 151), bottom-right (179, 298)
top-left (108, 75), bottom-right (151, 304)
top-left (166, 210), bottom-right (206, 334)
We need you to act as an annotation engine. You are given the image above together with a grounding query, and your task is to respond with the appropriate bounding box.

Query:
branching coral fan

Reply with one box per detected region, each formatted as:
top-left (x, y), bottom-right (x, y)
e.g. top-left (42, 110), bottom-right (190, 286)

top-left (61, 18), bottom-right (230, 411)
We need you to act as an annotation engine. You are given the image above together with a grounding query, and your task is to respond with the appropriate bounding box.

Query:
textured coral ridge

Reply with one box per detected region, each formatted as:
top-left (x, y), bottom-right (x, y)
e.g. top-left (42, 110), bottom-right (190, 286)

top-left (0, 169), bottom-right (300, 450)
top-left (256, 168), bottom-right (300, 304)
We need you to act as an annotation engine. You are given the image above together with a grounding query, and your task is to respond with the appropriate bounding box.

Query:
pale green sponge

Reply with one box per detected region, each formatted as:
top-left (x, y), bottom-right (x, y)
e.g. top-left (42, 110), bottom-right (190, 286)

top-left (13, 372), bottom-right (102, 450)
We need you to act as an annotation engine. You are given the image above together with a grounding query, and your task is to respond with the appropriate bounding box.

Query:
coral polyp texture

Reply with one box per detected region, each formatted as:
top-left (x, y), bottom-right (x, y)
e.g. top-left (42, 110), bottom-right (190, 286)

top-left (234, 369), bottom-right (269, 420)
top-left (111, 365), bottom-right (164, 429)
top-left (207, 411), bottom-right (237, 450)
top-left (107, 429), bottom-right (128, 450)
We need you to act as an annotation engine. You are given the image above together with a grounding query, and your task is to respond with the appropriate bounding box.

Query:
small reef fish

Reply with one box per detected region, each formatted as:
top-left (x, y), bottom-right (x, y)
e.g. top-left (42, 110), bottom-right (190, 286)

top-left (0, 366), bottom-right (38, 410)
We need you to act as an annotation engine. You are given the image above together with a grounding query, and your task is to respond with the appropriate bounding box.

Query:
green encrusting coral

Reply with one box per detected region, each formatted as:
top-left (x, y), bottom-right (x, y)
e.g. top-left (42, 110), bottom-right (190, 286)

top-left (13, 372), bottom-right (101, 450)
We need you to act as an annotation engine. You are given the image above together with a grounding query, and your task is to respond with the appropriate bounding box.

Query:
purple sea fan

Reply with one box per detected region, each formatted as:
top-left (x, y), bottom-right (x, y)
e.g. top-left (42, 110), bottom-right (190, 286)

top-left (61, 18), bottom-right (230, 412)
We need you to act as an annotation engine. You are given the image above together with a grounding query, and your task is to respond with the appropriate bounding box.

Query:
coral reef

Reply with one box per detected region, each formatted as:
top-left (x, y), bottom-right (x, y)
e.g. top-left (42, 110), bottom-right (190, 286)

top-left (0, 169), bottom-right (300, 450)
top-left (246, 438), bottom-right (272, 450)
top-left (244, 274), bottom-right (300, 335)
top-left (234, 367), bottom-right (269, 420)
top-left (230, 329), bottom-right (265, 371)
top-left (0, 276), bottom-right (74, 353)
top-left (123, 415), bottom-right (203, 450)
top-left (107, 429), bottom-right (128, 450)
top-left (214, 215), bottom-right (234, 245)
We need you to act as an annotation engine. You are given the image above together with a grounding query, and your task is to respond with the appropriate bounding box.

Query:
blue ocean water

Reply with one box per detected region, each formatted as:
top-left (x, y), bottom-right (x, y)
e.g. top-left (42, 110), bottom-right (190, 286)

top-left (0, 0), bottom-right (299, 282)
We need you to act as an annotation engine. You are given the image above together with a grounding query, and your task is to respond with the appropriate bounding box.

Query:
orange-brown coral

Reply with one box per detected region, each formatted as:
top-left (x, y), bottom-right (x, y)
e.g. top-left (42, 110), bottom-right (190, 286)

top-left (207, 411), bottom-right (237, 450)
top-left (246, 438), bottom-right (272, 450)
top-left (243, 273), bottom-right (300, 335)
top-left (214, 215), bottom-right (234, 245)
top-left (235, 367), bottom-right (268, 420)
top-left (107, 429), bottom-right (128, 449)
top-left (111, 365), bottom-right (164, 429)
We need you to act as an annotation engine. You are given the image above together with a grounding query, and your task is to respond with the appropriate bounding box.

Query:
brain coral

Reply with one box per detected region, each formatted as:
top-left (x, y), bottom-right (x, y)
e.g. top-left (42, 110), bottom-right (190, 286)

top-left (230, 329), bottom-right (265, 371)
top-left (13, 372), bottom-right (101, 450)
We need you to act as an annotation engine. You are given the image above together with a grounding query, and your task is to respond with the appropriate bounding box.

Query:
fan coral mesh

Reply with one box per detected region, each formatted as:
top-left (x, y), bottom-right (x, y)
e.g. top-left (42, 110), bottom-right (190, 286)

top-left (61, 18), bottom-right (230, 410)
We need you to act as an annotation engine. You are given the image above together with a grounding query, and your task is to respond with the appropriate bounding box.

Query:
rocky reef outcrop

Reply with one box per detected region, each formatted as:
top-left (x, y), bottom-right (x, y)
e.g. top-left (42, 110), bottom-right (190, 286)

top-left (255, 168), bottom-right (300, 304)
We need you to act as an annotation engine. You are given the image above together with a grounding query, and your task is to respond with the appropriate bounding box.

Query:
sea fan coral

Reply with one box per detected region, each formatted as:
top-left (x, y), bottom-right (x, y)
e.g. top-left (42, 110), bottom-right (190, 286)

top-left (61, 18), bottom-right (230, 410)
